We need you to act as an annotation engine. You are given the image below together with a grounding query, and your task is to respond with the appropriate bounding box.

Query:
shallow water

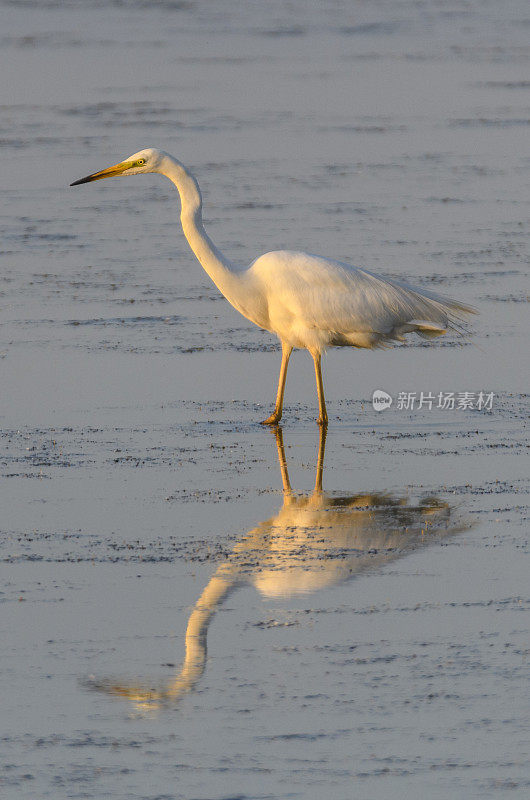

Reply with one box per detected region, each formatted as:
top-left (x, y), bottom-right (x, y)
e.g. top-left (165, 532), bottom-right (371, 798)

top-left (1, 1), bottom-right (529, 799)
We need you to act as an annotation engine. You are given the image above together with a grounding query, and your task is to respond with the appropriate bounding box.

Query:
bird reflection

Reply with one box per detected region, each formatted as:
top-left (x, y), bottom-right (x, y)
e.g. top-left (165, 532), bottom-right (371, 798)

top-left (89, 427), bottom-right (461, 708)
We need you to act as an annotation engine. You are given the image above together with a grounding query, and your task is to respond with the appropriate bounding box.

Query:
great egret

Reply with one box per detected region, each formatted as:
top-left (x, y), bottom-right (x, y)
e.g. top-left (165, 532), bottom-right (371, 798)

top-left (71, 149), bottom-right (474, 425)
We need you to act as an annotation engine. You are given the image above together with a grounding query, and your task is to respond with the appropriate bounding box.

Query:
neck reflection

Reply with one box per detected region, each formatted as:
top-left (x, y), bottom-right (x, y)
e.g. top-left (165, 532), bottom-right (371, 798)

top-left (90, 426), bottom-right (461, 708)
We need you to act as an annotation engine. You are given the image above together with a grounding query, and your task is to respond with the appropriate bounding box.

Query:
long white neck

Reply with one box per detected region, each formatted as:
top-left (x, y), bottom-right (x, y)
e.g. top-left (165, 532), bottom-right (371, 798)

top-left (157, 155), bottom-right (240, 297)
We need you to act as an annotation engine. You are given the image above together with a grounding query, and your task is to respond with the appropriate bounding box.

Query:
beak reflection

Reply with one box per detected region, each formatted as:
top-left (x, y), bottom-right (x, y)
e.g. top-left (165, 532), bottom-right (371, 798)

top-left (87, 427), bottom-right (464, 709)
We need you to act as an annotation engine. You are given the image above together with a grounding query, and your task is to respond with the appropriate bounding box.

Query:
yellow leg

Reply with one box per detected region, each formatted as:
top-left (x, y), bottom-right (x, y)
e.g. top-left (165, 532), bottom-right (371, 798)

top-left (261, 343), bottom-right (292, 425)
top-left (312, 352), bottom-right (328, 427)
top-left (314, 423), bottom-right (327, 492)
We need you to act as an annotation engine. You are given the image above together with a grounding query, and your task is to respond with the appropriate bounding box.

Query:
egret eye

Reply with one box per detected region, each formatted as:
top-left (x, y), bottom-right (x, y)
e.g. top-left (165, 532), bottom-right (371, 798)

top-left (136, 159), bottom-right (145, 165)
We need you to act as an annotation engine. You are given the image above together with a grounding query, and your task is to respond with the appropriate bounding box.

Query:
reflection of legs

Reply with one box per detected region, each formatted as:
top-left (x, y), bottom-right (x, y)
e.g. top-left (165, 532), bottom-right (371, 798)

top-left (273, 422), bottom-right (325, 495)
top-left (261, 341), bottom-right (293, 425)
top-left (314, 423), bottom-right (327, 493)
top-left (272, 425), bottom-right (292, 494)
top-left (312, 351), bottom-right (328, 427)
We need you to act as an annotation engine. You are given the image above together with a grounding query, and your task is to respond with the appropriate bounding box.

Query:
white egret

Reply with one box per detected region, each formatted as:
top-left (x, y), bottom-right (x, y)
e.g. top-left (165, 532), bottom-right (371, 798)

top-left (71, 148), bottom-right (474, 425)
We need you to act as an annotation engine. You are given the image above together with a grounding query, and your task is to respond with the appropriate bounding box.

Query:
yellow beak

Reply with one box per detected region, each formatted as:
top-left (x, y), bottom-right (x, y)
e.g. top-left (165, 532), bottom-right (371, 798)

top-left (70, 160), bottom-right (133, 186)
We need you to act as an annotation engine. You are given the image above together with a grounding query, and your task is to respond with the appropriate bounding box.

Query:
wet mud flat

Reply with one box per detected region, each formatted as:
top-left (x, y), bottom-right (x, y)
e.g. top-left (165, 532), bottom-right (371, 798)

top-left (1, 0), bottom-right (530, 798)
top-left (1, 387), bottom-right (528, 800)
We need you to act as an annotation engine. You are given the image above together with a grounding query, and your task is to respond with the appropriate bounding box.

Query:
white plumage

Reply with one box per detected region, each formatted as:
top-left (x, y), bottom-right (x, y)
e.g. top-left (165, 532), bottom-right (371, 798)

top-left (246, 250), bottom-right (469, 350)
top-left (71, 148), bottom-right (474, 425)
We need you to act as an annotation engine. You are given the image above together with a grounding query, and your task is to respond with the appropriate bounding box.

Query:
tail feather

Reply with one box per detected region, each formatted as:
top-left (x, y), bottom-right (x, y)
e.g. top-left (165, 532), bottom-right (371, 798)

top-left (408, 320), bottom-right (447, 339)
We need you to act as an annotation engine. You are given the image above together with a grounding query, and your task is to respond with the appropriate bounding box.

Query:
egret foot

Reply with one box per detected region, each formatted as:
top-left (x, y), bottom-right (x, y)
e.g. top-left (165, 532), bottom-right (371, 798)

top-left (261, 412), bottom-right (282, 426)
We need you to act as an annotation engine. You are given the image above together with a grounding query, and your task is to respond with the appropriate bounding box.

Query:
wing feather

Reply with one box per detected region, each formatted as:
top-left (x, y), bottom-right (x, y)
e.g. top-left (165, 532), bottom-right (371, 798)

top-left (250, 251), bottom-right (474, 347)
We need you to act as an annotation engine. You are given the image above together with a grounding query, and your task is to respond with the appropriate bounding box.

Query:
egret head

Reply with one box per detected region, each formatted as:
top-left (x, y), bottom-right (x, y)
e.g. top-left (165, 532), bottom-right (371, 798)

top-left (70, 148), bottom-right (164, 186)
